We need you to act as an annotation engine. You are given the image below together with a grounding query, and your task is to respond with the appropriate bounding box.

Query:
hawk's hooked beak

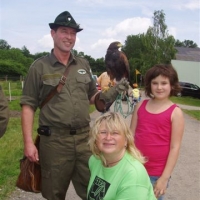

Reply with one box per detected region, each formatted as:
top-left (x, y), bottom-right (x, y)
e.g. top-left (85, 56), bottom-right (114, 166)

top-left (117, 43), bottom-right (123, 48)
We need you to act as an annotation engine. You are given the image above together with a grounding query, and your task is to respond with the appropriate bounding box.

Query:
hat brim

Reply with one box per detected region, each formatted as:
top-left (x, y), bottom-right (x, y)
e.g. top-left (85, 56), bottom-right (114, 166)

top-left (49, 23), bottom-right (83, 32)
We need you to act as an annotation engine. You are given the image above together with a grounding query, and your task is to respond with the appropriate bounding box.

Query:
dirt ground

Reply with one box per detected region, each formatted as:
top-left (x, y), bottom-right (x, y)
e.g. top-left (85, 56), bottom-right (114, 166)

top-left (7, 102), bottom-right (200, 200)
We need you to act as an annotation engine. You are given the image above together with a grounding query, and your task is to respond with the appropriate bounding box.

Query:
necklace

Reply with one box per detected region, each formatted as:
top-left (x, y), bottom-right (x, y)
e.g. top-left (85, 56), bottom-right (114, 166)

top-left (106, 157), bottom-right (123, 167)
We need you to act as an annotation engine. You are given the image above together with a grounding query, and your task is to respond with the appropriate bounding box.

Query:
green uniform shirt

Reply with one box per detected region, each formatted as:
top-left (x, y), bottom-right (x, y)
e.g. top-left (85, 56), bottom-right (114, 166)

top-left (20, 51), bottom-right (98, 128)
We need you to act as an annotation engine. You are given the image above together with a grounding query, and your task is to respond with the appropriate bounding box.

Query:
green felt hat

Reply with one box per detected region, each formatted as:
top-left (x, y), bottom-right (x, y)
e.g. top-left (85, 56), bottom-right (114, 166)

top-left (49, 11), bottom-right (83, 32)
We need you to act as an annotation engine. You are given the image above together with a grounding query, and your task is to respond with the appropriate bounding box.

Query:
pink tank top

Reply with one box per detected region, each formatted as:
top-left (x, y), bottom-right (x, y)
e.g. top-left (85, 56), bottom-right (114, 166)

top-left (134, 99), bottom-right (177, 176)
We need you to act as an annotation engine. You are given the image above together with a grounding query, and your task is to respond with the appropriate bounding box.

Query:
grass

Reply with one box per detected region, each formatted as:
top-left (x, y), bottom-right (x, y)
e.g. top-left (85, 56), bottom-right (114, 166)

top-left (170, 96), bottom-right (200, 120)
top-left (0, 81), bottom-right (23, 96)
top-left (0, 117), bottom-right (24, 198)
top-left (182, 109), bottom-right (200, 121)
top-left (170, 96), bottom-right (200, 107)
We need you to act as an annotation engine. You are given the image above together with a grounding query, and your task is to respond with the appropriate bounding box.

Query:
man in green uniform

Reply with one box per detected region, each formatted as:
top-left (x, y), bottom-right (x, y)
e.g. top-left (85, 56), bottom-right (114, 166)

top-left (20, 11), bottom-right (129, 200)
top-left (0, 85), bottom-right (9, 138)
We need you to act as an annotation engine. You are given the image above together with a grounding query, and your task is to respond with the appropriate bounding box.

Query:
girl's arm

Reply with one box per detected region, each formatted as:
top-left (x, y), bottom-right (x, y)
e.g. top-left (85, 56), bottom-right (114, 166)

top-left (154, 106), bottom-right (184, 198)
top-left (130, 101), bottom-right (142, 134)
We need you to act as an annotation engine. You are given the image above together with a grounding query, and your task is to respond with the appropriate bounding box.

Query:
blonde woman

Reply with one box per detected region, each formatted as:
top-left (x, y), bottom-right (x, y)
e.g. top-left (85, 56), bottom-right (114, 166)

top-left (87, 112), bottom-right (156, 200)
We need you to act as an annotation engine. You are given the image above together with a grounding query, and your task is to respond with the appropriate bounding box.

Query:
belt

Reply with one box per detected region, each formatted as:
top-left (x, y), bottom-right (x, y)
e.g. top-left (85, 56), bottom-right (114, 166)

top-left (50, 125), bottom-right (90, 135)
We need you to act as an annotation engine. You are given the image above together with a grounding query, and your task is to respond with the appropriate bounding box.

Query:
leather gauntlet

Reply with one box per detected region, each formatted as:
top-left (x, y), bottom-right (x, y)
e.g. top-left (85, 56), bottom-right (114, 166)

top-left (95, 78), bottom-right (129, 112)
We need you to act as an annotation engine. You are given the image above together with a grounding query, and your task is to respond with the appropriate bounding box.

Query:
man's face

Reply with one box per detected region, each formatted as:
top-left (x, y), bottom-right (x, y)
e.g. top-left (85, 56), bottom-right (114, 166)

top-left (51, 26), bottom-right (77, 53)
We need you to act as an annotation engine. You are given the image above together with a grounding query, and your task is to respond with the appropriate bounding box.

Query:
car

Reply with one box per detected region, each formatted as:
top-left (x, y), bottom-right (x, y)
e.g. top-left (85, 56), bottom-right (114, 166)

top-left (92, 74), bottom-right (101, 91)
top-left (178, 81), bottom-right (200, 99)
top-left (96, 84), bottom-right (101, 91)
top-left (92, 74), bottom-right (98, 81)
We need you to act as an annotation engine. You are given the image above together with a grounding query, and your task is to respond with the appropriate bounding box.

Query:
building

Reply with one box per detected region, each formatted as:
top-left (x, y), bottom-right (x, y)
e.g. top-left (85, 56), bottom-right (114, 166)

top-left (171, 47), bottom-right (200, 87)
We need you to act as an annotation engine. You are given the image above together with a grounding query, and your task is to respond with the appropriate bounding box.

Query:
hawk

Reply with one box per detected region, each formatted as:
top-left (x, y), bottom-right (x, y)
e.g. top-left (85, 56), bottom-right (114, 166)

top-left (105, 41), bottom-right (130, 83)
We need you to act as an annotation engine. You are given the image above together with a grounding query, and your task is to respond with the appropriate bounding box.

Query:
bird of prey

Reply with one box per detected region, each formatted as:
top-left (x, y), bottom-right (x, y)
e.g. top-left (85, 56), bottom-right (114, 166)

top-left (105, 41), bottom-right (130, 83)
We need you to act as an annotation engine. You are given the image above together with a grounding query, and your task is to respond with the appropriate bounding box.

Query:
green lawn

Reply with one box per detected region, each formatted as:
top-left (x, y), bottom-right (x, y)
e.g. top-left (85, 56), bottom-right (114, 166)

top-left (170, 96), bottom-right (200, 107)
top-left (170, 96), bottom-right (200, 120)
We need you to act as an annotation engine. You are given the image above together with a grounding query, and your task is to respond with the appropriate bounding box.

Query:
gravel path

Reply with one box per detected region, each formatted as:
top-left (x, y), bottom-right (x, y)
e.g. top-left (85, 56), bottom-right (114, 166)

top-left (8, 101), bottom-right (200, 200)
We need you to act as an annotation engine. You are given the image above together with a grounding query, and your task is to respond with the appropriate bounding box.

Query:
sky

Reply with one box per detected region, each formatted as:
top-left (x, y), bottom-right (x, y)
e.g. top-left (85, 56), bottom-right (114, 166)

top-left (0, 0), bottom-right (199, 59)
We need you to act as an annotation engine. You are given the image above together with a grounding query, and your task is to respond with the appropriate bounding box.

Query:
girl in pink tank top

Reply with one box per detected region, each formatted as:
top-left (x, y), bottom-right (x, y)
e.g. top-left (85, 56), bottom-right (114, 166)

top-left (130, 64), bottom-right (184, 200)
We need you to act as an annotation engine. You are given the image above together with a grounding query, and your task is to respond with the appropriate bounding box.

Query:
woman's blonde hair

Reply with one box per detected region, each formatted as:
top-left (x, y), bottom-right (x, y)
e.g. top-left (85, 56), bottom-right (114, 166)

top-left (88, 112), bottom-right (146, 165)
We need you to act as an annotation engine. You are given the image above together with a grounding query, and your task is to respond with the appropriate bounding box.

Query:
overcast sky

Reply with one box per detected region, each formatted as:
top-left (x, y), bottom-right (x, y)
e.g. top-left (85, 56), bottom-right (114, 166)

top-left (0, 0), bottom-right (199, 59)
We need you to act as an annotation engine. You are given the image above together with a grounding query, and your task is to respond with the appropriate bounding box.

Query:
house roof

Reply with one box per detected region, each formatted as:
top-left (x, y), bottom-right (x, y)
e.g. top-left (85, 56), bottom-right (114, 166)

top-left (175, 47), bottom-right (200, 62)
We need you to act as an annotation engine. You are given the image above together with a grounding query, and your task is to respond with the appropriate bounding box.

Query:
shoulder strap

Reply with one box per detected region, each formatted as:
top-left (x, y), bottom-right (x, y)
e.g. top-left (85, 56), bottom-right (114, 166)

top-left (40, 66), bottom-right (71, 108)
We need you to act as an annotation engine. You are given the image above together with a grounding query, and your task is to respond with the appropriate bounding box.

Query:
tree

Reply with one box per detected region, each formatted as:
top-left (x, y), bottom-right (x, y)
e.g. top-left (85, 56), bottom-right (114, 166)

top-left (152, 10), bottom-right (167, 40)
top-left (78, 51), bottom-right (85, 57)
top-left (0, 39), bottom-right (11, 50)
top-left (142, 10), bottom-right (176, 67)
top-left (123, 34), bottom-right (145, 82)
top-left (71, 49), bottom-right (78, 56)
top-left (123, 34), bottom-right (145, 59)
top-left (21, 46), bottom-right (31, 58)
top-left (33, 52), bottom-right (49, 60)
top-left (122, 10), bottom-right (178, 84)
top-left (175, 39), bottom-right (198, 48)
top-left (93, 57), bottom-right (105, 76)
top-left (0, 60), bottom-right (26, 75)
top-left (0, 48), bottom-right (33, 75)
top-left (71, 49), bottom-right (105, 76)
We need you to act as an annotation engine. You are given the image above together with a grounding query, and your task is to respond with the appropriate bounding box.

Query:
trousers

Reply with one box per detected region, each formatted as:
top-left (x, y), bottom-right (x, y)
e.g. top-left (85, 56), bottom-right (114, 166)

top-left (39, 126), bottom-right (91, 200)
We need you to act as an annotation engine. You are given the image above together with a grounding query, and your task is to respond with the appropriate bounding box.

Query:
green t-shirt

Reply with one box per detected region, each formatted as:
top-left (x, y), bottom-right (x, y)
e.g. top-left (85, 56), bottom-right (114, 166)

top-left (87, 152), bottom-right (156, 200)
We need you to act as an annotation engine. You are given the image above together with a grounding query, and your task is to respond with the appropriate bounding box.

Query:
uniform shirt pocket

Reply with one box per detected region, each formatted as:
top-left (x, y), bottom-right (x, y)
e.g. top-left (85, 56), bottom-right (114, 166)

top-left (75, 75), bottom-right (91, 99)
top-left (42, 74), bottom-right (61, 87)
top-left (40, 74), bottom-right (61, 103)
top-left (76, 75), bottom-right (91, 85)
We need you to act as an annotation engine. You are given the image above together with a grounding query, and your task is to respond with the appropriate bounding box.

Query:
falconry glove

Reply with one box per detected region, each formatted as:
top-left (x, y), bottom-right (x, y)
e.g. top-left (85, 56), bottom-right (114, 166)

top-left (95, 78), bottom-right (129, 112)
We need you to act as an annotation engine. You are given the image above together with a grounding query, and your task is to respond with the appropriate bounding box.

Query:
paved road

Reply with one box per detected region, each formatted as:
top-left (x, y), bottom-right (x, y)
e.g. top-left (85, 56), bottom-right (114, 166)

top-left (8, 100), bottom-right (200, 200)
